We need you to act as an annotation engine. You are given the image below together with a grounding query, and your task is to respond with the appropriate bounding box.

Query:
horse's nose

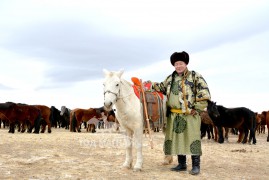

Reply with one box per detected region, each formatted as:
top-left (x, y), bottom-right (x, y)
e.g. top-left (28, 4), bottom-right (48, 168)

top-left (104, 102), bottom-right (112, 108)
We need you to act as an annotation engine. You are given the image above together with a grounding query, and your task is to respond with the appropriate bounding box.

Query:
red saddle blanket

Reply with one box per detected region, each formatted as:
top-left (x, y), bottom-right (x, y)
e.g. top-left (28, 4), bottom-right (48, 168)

top-left (132, 83), bottom-right (164, 122)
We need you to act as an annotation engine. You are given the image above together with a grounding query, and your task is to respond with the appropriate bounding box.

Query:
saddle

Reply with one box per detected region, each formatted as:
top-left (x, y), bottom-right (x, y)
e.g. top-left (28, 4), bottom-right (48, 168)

top-left (132, 79), bottom-right (164, 122)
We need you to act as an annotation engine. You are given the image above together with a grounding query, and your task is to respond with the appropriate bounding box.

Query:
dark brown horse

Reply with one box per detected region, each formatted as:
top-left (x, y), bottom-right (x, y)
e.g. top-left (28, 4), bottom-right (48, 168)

top-left (0, 102), bottom-right (41, 133)
top-left (103, 109), bottom-right (120, 130)
top-left (70, 107), bottom-right (102, 132)
top-left (207, 100), bottom-right (256, 144)
top-left (0, 112), bottom-right (9, 128)
top-left (34, 105), bottom-right (52, 133)
top-left (261, 111), bottom-right (269, 142)
top-left (200, 111), bottom-right (230, 142)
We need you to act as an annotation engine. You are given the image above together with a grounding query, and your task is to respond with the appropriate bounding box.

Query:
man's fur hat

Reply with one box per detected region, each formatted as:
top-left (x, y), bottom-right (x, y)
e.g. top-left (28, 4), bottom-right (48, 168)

top-left (170, 51), bottom-right (189, 65)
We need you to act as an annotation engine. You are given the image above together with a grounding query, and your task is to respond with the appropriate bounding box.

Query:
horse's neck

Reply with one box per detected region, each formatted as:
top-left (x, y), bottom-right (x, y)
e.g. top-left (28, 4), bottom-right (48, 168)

top-left (119, 79), bottom-right (134, 98)
top-left (115, 79), bottom-right (140, 113)
top-left (218, 105), bottom-right (227, 114)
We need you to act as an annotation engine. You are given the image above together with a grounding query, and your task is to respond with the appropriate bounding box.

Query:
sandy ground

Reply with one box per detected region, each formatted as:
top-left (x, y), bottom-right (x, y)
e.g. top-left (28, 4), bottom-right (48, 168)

top-left (0, 127), bottom-right (268, 180)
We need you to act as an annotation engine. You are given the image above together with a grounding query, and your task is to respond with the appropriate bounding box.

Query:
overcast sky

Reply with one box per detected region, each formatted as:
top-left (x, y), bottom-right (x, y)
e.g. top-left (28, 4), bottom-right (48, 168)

top-left (0, 0), bottom-right (269, 113)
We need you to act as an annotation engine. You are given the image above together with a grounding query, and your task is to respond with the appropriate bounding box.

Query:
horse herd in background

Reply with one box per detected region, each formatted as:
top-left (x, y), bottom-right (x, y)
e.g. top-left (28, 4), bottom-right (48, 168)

top-left (0, 100), bottom-right (268, 145)
top-left (0, 102), bottom-right (118, 134)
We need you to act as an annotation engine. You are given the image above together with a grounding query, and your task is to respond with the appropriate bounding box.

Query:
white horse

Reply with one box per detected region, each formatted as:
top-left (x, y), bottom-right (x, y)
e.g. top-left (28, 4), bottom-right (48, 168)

top-left (103, 69), bottom-right (144, 171)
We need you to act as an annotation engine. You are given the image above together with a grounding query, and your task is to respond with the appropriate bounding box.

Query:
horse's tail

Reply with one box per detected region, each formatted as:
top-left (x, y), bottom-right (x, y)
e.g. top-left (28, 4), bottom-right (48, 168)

top-left (251, 111), bottom-right (257, 131)
top-left (247, 109), bottom-right (257, 144)
top-left (71, 112), bottom-right (77, 132)
top-left (49, 108), bottom-right (55, 127)
top-left (33, 110), bottom-right (42, 134)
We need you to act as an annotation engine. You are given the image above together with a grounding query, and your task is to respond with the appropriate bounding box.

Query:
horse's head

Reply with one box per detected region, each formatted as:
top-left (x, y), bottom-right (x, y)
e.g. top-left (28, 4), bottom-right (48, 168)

top-left (103, 69), bottom-right (124, 111)
top-left (60, 106), bottom-right (66, 116)
top-left (207, 100), bottom-right (220, 118)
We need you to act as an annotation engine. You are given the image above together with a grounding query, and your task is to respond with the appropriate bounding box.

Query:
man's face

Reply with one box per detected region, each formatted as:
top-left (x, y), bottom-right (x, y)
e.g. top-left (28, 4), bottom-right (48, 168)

top-left (174, 61), bottom-right (187, 74)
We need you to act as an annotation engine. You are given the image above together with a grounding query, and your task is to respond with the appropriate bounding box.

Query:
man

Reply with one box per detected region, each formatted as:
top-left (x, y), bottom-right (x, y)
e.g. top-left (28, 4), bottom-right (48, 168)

top-left (153, 51), bottom-right (211, 175)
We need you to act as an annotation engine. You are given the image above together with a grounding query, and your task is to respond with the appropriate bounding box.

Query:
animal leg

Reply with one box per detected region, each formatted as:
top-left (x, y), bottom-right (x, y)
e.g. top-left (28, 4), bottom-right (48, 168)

top-left (224, 127), bottom-right (229, 142)
top-left (237, 129), bottom-right (244, 143)
top-left (242, 129), bottom-right (249, 144)
top-left (162, 155), bottom-right (173, 165)
top-left (217, 126), bottom-right (224, 143)
top-left (248, 129), bottom-right (256, 144)
top-left (133, 129), bottom-right (143, 171)
top-left (122, 130), bottom-right (133, 169)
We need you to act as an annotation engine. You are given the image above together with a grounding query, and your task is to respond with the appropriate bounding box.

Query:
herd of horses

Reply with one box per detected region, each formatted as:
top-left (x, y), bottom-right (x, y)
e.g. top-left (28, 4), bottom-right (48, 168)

top-left (0, 102), bottom-right (118, 134)
top-left (0, 85), bottom-right (268, 145)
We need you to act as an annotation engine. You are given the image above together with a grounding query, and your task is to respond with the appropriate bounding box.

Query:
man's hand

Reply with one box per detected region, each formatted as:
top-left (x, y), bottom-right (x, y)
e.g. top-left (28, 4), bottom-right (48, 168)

top-left (190, 109), bottom-right (197, 115)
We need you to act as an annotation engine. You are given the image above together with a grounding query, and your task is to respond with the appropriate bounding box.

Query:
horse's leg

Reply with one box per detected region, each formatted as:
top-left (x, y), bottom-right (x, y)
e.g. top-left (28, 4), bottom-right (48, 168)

top-left (9, 122), bottom-right (15, 133)
top-left (83, 122), bottom-right (86, 129)
top-left (92, 125), bottom-right (96, 133)
top-left (122, 129), bottom-right (133, 169)
top-left (237, 129), bottom-right (244, 143)
top-left (242, 128), bottom-right (249, 144)
top-left (267, 125), bottom-right (269, 142)
top-left (224, 127), bottom-right (229, 142)
top-left (162, 155), bottom-right (173, 165)
top-left (249, 128), bottom-right (256, 144)
top-left (21, 122), bottom-right (26, 133)
top-left (77, 121), bottom-right (81, 132)
top-left (206, 126), bottom-right (211, 139)
top-left (217, 126), bottom-right (224, 143)
top-left (41, 123), bottom-right (46, 133)
top-left (17, 122), bottom-right (21, 132)
top-left (46, 116), bottom-right (52, 133)
top-left (133, 128), bottom-right (143, 171)
top-left (213, 125), bottom-right (218, 142)
top-left (210, 125), bottom-right (214, 140)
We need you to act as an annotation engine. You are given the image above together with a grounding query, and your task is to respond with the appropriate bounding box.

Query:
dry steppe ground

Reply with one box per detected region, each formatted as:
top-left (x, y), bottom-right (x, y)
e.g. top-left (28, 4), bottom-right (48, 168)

top-left (0, 127), bottom-right (268, 180)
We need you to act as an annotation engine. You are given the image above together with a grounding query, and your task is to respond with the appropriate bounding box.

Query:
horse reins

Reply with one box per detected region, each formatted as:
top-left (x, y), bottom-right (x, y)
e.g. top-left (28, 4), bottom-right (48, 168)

top-left (104, 81), bottom-right (133, 102)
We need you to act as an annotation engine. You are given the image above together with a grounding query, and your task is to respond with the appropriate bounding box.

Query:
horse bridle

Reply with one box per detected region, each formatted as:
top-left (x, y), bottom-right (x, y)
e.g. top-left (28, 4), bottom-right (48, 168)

top-left (104, 90), bottom-right (119, 99)
top-left (104, 83), bottom-right (121, 102)
top-left (104, 81), bottom-right (132, 102)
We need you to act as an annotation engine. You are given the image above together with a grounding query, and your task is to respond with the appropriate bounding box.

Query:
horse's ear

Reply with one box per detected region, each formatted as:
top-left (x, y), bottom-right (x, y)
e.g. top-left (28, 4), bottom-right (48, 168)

top-left (117, 69), bottom-right (124, 78)
top-left (103, 69), bottom-right (111, 76)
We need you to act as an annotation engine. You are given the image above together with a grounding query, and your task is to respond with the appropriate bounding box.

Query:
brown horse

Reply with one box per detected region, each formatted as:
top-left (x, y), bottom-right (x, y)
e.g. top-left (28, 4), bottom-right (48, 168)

top-left (255, 112), bottom-right (265, 134)
top-left (0, 102), bottom-right (41, 133)
top-left (34, 105), bottom-right (52, 133)
top-left (70, 107), bottom-right (102, 132)
top-left (262, 111), bottom-right (269, 142)
top-left (103, 109), bottom-right (120, 130)
top-left (0, 112), bottom-right (9, 128)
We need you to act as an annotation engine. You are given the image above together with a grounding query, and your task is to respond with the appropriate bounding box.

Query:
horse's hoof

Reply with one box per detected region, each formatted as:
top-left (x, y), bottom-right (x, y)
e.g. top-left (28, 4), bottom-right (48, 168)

top-left (122, 162), bottom-right (132, 170)
top-left (162, 161), bottom-right (170, 165)
top-left (133, 168), bottom-right (142, 172)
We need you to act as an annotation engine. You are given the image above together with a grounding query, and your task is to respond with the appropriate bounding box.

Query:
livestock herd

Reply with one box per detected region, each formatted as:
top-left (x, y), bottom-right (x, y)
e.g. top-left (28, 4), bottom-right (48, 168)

top-left (0, 101), bottom-right (268, 144)
top-left (0, 102), bottom-right (117, 134)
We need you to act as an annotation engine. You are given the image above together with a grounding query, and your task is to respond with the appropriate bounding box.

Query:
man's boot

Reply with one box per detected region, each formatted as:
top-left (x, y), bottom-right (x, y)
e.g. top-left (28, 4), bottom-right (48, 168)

top-left (171, 155), bottom-right (187, 171)
top-left (190, 155), bottom-right (200, 175)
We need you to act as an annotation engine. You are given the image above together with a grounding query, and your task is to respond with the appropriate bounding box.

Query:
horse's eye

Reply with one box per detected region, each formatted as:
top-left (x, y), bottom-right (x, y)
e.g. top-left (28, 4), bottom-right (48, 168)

top-left (116, 84), bottom-right (119, 87)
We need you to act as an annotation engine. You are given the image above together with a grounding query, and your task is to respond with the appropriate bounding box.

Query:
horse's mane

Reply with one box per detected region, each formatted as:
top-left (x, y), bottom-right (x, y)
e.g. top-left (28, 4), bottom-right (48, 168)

top-left (217, 105), bottom-right (227, 113)
top-left (121, 78), bottom-right (133, 87)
